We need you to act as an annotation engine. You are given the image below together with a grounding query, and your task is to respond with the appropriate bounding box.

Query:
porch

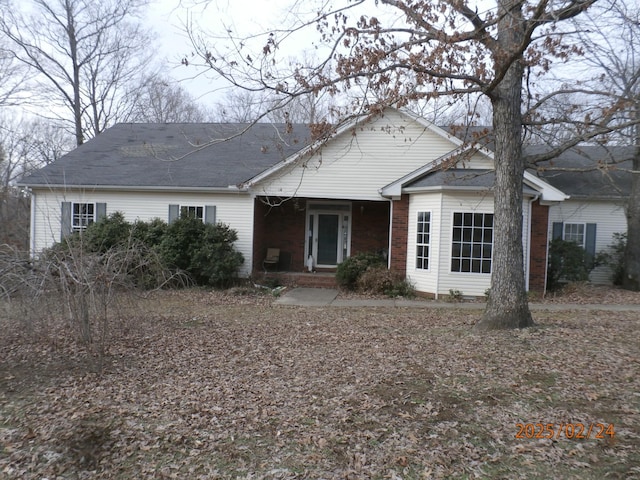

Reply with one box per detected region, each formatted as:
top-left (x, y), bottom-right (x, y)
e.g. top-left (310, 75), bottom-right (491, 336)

top-left (252, 196), bottom-right (395, 278)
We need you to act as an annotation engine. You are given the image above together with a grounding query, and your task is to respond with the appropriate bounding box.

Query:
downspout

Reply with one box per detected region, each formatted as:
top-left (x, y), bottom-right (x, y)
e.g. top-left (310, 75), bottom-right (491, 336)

top-left (543, 201), bottom-right (551, 298)
top-left (435, 193), bottom-right (444, 300)
top-left (387, 198), bottom-right (393, 270)
top-left (29, 189), bottom-right (36, 256)
top-left (525, 193), bottom-right (540, 293)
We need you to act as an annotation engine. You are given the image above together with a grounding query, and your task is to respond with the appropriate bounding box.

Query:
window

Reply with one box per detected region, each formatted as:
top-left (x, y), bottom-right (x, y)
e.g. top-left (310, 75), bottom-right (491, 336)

top-left (416, 211), bottom-right (431, 270)
top-left (180, 205), bottom-right (204, 221)
top-left (168, 204), bottom-right (216, 224)
top-left (563, 223), bottom-right (585, 247)
top-left (72, 203), bottom-right (95, 232)
top-left (451, 212), bottom-right (493, 274)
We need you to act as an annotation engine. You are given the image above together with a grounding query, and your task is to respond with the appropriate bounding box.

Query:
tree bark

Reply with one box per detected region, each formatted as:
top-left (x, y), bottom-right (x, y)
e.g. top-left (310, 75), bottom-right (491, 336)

top-left (65, 4), bottom-right (84, 146)
top-left (475, 0), bottom-right (534, 331)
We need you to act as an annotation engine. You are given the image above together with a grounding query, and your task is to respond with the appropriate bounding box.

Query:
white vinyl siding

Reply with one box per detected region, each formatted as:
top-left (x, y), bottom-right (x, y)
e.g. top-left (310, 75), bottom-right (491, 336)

top-left (30, 189), bottom-right (255, 276)
top-left (548, 199), bottom-right (626, 284)
top-left (408, 191), bottom-right (532, 298)
top-left (256, 109), bottom-right (488, 201)
top-left (407, 194), bottom-right (442, 295)
top-left (436, 194), bottom-right (495, 297)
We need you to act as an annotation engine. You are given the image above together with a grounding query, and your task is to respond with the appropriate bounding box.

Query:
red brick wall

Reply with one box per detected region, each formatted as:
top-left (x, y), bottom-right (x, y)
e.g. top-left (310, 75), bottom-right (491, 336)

top-left (529, 199), bottom-right (549, 293)
top-left (253, 199), bottom-right (307, 272)
top-left (389, 195), bottom-right (409, 275)
top-left (350, 200), bottom-right (390, 255)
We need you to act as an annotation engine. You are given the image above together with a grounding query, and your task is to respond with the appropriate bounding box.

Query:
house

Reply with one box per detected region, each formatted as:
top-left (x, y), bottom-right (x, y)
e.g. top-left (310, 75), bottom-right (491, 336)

top-left (19, 108), bottom-right (630, 297)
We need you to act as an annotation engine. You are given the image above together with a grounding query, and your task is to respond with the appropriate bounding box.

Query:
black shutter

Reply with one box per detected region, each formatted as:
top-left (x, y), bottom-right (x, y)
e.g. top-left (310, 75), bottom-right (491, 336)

top-left (585, 223), bottom-right (597, 265)
top-left (168, 204), bottom-right (179, 224)
top-left (204, 205), bottom-right (216, 224)
top-left (61, 202), bottom-right (72, 239)
top-left (96, 202), bottom-right (107, 220)
top-left (552, 222), bottom-right (563, 240)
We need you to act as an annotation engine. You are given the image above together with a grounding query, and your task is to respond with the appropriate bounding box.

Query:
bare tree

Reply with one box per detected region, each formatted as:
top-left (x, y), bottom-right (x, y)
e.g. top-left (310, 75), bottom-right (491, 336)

top-left (0, 116), bottom-right (72, 248)
top-left (214, 88), bottom-right (335, 124)
top-left (0, 0), bottom-right (156, 146)
top-left (0, 35), bottom-right (28, 107)
top-left (184, 0), bottom-right (629, 329)
top-left (126, 76), bottom-right (213, 123)
top-left (212, 54), bottom-right (338, 124)
top-left (574, 2), bottom-right (640, 291)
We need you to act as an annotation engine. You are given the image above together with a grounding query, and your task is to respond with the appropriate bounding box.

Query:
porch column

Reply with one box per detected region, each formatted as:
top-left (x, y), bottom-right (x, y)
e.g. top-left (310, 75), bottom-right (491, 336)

top-left (528, 199), bottom-right (550, 293)
top-left (389, 194), bottom-right (409, 276)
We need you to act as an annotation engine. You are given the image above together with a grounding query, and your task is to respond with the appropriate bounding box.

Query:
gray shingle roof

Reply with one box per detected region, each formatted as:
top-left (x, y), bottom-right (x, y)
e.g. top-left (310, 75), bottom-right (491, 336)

top-left (407, 169), bottom-right (495, 189)
top-left (527, 145), bottom-right (634, 198)
top-left (20, 120), bottom-right (634, 200)
top-left (20, 123), bottom-right (311, 189)
top-left (405, 168), bottom-right (539, 196)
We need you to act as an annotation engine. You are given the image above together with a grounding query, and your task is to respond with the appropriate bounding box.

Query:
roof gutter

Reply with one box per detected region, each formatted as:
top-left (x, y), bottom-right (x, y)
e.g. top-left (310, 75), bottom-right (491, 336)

top-left (20, 184), bottom-right (246, 194)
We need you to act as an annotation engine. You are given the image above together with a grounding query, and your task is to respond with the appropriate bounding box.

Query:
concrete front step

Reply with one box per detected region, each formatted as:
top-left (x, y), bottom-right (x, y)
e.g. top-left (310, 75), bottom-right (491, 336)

top-left (262, 271), bottom-right (338, 288)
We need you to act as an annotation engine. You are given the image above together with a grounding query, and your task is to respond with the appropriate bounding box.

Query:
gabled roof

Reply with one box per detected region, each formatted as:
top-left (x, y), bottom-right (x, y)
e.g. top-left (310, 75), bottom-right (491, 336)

top-left (20, 123), bottom-right (311, 190)
top-left (403, 169), bottom-right (539, 196)
top-left (380, 146), bottom-right (568, 201)
top-left (244, 107), bottom-right (469, 188)
top-left (19, 110), bottom-right (634, 202)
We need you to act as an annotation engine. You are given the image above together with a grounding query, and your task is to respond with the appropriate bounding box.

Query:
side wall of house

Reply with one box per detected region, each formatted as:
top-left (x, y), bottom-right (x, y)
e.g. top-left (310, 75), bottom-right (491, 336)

top-left (547, 199), bottom-right (626, 284)
top-left (30, 189), bottom-right (255, 275)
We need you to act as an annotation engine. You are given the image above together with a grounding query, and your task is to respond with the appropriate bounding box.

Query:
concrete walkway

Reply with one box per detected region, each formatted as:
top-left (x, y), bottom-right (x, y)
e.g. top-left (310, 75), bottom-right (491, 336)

top-left (275, 287), bottom-right (640, 311)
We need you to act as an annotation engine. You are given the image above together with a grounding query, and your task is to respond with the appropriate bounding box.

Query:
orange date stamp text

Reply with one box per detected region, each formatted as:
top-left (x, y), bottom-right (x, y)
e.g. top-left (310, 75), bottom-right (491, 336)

top-left (515, 423), bottom-right (615, 440)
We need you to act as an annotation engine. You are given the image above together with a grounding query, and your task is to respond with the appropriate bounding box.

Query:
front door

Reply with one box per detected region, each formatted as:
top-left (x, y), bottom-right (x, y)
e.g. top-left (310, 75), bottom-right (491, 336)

top-left (306, 203), bottom-right (351, 268)
top-left (317, 214), bottom-right (340, 265)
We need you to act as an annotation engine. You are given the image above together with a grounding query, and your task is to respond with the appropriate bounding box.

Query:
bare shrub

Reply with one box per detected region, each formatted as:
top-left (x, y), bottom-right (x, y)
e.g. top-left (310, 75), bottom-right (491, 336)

top-left (0, 236), bottom-right (185, 373)
top-left (356, 265), bottom-right (415, 298)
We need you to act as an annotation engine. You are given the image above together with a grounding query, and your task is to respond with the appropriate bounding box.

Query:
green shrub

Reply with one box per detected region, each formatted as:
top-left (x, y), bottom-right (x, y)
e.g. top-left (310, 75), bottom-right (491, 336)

top-left (356, 265), bottom-right (415, 297)
top-left (596, 232), bottom-right (626, 286)
top-left (49, 213), bottom-right (243, 289)
top-left (158, 216), bottom-right (244, 288)
top-left (131, 218), bottom-right (168, 249)
top-left (547, 238), bottom-right (595, 291)
top-left (335, 252), bottom-right (385, 290)
top-left (190, 222), bottom-right (244, 288)
top-left (58, 212), bottom-right (132, 254)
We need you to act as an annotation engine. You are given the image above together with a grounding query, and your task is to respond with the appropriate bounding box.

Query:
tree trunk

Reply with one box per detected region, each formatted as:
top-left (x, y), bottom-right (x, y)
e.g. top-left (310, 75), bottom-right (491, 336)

top-left (474, 0), bottom-right (534, 331)
top-left (622, 144), bottom-right (640, 291)
top-left (65, 3), bottom-right (84, 146)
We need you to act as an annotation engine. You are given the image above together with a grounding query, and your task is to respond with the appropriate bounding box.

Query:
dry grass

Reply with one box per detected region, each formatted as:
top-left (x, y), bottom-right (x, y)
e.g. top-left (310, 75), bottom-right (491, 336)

top-left (1, 289), bottom-right (639, 479)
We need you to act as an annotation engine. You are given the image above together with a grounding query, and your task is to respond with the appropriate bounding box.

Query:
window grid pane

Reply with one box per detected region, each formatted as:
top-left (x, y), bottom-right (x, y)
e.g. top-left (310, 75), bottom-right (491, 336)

top-left (72, 203), bottom-right (95, 232)
top-left (180, 205), bottom-right (204, 221)
top-left (451, 212), bottom-right (493, 273)
top-left (563, 223), bottom-right (585, 247)
top-left (416, 212), bottom-right (431, 270)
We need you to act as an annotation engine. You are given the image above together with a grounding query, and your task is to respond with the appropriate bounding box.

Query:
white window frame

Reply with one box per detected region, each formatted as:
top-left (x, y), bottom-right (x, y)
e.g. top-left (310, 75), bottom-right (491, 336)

top-left (450, 212), bottom-right (493, 274)
top-left (416, 211), bottom-right (431, 270)
top-left (563, 222), bottom-right (586, 248)
top-left (72, 202), bottom-right (95, 232)
top-left (180, 205), bottom-right (205, 221)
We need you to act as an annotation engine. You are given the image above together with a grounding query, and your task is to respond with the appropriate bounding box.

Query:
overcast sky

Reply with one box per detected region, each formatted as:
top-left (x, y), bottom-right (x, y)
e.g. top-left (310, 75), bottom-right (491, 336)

top-left (148, 0), bottom-right (318, 107)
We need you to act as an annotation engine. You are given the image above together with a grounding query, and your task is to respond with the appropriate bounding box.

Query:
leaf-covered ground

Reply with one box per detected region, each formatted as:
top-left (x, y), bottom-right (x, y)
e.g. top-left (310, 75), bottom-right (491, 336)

top-left (1, 289), bottom-right (639, 479)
